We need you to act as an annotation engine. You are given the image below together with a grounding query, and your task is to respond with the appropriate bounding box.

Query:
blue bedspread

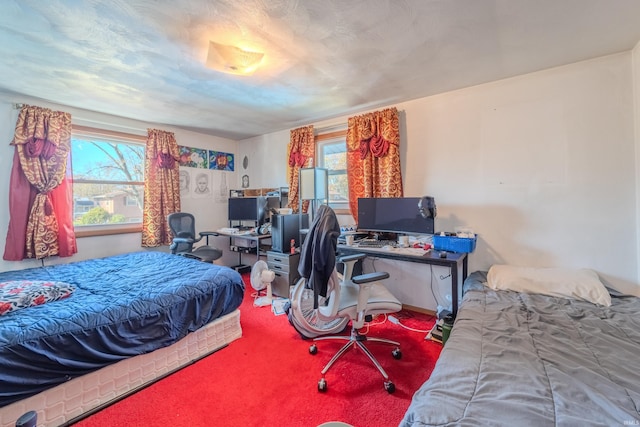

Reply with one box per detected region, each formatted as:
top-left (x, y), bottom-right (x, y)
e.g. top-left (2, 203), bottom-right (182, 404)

top-left (0, 251), bottom-right (245, 407)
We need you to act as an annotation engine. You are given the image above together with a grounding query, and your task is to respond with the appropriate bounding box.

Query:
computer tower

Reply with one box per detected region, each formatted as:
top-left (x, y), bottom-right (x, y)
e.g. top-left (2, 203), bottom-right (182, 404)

top-left (271, 213), bottom-right (308, 253)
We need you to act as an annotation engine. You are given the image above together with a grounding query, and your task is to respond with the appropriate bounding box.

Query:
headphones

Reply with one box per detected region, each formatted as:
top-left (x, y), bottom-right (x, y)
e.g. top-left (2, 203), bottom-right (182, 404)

top-left (258, 223), bottom-right (271, 235)
top-left (418, 196), bottom-right (437, 219)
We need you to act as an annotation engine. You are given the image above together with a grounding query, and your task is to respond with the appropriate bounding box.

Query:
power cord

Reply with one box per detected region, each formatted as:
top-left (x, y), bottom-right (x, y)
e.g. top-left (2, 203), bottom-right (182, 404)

top-left (388, 314), bottom-right (430, 333)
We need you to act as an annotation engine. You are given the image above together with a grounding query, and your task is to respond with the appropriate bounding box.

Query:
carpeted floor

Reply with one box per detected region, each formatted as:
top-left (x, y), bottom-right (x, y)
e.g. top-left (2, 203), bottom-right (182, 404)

top-left (73, 274), bottom-right (442, 427)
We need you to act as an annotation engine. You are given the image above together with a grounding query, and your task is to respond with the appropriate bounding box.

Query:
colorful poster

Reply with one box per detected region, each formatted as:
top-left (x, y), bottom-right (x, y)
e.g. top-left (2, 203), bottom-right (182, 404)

top-left (178, 146), bottom-right (208, 168)
top-left (208, 150), bottom-right (235, 171)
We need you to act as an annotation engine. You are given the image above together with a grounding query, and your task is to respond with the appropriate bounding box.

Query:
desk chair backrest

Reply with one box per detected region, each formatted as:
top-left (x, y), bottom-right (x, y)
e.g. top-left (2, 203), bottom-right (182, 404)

top-left (167, 212), bottom-right (200, 254)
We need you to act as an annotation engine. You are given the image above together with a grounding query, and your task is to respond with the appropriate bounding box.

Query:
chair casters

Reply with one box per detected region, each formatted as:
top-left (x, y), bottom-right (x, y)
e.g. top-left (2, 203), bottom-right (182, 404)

top-left (311, 343), bottom-right (401, 394)
top-left (317, 377), bottom-right (395, 393)
top-left (384, 381), bottom-right (395, 393)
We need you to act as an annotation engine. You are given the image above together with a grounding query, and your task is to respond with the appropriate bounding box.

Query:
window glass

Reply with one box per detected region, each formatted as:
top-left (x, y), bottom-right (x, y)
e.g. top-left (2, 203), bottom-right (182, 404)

top-left (318, 137), bottom-right (349, 210)
top-left (71, 132), bottom-right (145, 230)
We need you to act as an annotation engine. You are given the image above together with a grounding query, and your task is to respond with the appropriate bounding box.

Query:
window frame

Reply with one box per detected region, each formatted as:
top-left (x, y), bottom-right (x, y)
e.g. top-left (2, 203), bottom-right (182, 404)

top-left (71, 125), bottom-right (146, 238)
top-left (315, 129), bottom-right (350, 215)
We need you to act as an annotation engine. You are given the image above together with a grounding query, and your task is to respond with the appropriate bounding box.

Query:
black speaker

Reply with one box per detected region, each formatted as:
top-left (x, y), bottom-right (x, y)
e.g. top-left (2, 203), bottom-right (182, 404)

top-left (271, 214), bottom-right (308, 253)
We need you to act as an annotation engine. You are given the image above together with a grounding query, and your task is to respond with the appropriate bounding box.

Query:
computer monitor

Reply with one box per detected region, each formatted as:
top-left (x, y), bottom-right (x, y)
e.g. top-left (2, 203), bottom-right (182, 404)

top-left (228, 196), bottom-right (275, 226)
top-left (357, 197), bottom-right (435, 235)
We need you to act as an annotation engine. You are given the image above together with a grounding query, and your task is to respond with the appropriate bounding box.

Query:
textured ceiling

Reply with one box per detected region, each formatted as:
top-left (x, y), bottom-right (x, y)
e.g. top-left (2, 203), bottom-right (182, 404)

top-left (1, 0), bottom-right (640, 140)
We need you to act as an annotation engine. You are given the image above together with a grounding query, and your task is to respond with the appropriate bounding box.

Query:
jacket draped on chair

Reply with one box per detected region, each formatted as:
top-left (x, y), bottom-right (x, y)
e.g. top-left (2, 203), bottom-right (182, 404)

top-left (297, 205), bottom-right (341, 308)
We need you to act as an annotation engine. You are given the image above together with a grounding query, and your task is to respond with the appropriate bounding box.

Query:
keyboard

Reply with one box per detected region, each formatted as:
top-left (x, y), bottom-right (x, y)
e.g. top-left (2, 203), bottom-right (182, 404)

top-left (356, 239), bottom-right (396, 248)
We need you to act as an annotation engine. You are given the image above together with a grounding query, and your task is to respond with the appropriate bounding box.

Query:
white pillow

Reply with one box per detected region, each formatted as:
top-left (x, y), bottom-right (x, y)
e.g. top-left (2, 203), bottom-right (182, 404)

top-left (486, 265), bottom-right (611, 306)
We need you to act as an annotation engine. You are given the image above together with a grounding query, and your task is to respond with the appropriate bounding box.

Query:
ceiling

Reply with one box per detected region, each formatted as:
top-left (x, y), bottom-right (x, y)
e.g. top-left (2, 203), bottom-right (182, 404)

top-left (1, 0), bottom-right (640, 140)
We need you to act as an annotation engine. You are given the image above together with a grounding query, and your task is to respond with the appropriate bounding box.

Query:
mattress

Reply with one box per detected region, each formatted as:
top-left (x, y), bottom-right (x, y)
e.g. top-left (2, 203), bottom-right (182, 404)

top-left (400, 271), bottom-right (640, 426)
top-left (0, 251), bottom-right (245, 409)
top-left (0, 309), bottom-right (242, 427)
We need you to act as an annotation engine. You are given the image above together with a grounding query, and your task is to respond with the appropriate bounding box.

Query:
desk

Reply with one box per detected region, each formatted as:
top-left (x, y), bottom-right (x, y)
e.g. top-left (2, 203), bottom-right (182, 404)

top-left (214, 231), bottom-right (271, 272)
top-left (337, 244), bottom-right (468, 315)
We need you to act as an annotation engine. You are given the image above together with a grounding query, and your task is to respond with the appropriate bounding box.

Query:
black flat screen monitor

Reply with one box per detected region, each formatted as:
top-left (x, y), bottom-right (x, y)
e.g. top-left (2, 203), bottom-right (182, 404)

top-left (228, 196), bottom-right (271, 225)
top-left (357, 197), bottom-right (434, 235)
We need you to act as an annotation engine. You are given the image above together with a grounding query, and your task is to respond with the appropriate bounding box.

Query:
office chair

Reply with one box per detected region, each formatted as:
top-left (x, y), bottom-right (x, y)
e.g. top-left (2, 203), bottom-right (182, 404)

top-left (167, 212), bottom-right (223, 263)
top-left (289, 205), bottom-right (403, 393)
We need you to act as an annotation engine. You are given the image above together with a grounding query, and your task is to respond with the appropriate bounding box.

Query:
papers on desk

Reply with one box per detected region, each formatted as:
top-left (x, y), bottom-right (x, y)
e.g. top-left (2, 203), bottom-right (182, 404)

top-left (397, 247), bottom-right (431, 256)
top-left (217, 227), bottom-right (253, 235)
top-left (371, 246), bottom-right (430, 256)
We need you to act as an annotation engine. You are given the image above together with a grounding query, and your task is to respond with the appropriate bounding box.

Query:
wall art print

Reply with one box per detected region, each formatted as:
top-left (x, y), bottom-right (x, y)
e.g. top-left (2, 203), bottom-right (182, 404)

top-left (178, 146), bottom-right (208, 168)
top-left (209, 150), bottom-right (235, 171)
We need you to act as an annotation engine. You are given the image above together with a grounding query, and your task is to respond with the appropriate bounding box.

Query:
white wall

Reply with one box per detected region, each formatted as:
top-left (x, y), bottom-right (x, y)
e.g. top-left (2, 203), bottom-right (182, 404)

top-left (633, 40), bottom-right (640, 284)
top-left (2, 51), bottom-right (638, 307)
top-left (240, 52), bottom-right (640, 307)
top-left (0, 94), bottom-right (238, 272)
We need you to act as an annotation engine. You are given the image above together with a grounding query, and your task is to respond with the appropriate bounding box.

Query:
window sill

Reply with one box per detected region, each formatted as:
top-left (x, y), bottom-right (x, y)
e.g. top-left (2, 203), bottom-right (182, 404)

top-left (332, 208), bottom-right (352, 216)
top-left (75, 225), bottom-right (142, 238)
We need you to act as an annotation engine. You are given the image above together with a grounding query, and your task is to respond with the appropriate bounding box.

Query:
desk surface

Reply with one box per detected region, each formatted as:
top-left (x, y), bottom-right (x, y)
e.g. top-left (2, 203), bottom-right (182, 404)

top-left (337, 244), bottom-right (468, 315)
top-left (337, 244), bottom-right (466, 265)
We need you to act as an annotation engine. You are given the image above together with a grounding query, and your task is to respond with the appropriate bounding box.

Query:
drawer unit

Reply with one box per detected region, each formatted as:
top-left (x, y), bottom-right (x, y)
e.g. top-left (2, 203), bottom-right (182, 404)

top-left (267, 251), bottom-right (300, 298)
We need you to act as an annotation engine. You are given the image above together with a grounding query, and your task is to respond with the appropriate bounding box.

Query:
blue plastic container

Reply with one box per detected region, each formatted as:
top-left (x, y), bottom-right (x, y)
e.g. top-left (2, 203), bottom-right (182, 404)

top-left (433, 234), bottom-right (477, 253)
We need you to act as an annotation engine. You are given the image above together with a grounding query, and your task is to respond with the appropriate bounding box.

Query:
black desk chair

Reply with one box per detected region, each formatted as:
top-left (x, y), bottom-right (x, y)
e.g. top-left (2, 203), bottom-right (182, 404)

top-left (167, 212), bottom-right (222, 263)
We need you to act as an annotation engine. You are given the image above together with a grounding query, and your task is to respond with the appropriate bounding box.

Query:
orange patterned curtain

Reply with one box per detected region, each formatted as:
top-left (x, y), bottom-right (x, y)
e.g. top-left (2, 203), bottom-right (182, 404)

top-left (346, 107), bottom-right (403, 223)
top-left (3, 105), bottom-right (77, 260)
top-left (286, 125), bottom-right (315, 213)
top-left (141, 129), bottom-right (181, 247)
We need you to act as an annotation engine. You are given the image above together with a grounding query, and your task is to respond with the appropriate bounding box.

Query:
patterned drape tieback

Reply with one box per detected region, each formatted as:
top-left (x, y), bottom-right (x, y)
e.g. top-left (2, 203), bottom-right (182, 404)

top-left (156, 152), bottom-right (176, 169)
top-left (24, 138), bottom-right (57, 159)
top-left (289, 150), bottom-right (306, 167)
top-left (360, 135), bottom-right (391, 159)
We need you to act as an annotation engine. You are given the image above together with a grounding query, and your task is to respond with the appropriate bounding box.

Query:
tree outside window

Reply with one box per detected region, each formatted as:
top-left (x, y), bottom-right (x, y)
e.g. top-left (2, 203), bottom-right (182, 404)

top-left (71, 132), bottom-right (145, 229)
top-left (318, 137), bottom-right (349, 211)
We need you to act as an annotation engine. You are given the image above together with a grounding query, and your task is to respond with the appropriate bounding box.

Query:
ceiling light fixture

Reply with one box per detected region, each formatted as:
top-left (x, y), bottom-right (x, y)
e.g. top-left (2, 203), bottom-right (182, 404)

top-left (206, 41), bottom-right (264, 76)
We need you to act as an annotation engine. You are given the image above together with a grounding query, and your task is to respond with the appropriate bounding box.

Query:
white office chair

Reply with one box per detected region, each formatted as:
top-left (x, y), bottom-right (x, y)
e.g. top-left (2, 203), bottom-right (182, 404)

top-left (288, 206), bottom-right (403, 393)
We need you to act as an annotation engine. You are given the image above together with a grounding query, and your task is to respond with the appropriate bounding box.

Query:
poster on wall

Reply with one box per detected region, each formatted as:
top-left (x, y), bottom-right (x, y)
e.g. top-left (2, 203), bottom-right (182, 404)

top-left (192, 170), bottom-right (212, 199)
top-left (215, 172), bottom-right (229, 203)
top-left (179, 169), bottom-right (191, 198)
top-left (178, 146), bottom-right (208, 168)
top-left (208, 150), bottom-right (234, 171)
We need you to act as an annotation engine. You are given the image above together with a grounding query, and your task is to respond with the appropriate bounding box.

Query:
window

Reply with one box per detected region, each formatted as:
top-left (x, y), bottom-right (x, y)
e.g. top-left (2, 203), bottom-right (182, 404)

top-left (317, 134), bottom-right (349, 212)
top-left (71, 126), bottom-right (146, 236)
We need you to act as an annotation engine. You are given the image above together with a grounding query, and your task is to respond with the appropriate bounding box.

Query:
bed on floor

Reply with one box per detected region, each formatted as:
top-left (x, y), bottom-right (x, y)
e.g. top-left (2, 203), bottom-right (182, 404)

top-left (0, 251), bottom-right (245, 427)
top-left (401, 265), bottom-right (640, 426)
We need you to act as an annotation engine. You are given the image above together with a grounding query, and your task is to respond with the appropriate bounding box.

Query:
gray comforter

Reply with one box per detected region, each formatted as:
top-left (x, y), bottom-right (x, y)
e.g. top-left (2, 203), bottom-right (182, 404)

top-left (401, 272), bottom-right (640, 426)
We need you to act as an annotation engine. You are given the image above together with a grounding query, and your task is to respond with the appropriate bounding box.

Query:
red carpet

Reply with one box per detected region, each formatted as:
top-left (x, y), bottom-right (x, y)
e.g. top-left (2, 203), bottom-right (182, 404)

top-left (74, 274), bottom-right (442, 427)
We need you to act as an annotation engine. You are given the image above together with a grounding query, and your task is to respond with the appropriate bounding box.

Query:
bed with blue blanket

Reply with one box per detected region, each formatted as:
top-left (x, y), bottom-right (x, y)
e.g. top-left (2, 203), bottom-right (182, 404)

top-left (401, 266), bottom-right (640, 426)
top-left (0, 251), bottom-right (245, 426)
